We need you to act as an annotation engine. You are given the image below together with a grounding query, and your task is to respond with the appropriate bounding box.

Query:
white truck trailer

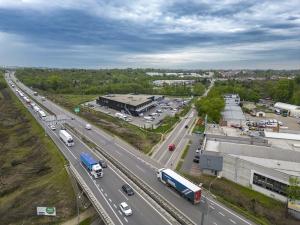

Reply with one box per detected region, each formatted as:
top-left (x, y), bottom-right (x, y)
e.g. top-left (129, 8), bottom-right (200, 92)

top-left (59, 130), bottom-right (74, 147)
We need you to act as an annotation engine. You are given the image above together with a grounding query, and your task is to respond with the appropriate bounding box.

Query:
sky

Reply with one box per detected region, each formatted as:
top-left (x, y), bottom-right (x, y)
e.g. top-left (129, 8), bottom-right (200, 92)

top-left (0, 0), bottom-right (299, 69)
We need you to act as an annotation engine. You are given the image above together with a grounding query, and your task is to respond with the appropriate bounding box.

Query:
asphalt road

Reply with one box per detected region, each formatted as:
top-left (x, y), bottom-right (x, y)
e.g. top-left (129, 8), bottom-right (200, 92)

top-left (5, 72), bottom-right (172, 225)
top-left (9, 72), bottom-right (254, 225)
top-left (151, 109), bottom-right (197, 167)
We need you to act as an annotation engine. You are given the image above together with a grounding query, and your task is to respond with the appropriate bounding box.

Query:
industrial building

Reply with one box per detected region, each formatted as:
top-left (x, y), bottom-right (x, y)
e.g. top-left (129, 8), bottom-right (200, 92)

top-left (222, 94), bottom-right (245, 126)
top-left (96, 94), bottom-right (164, 116)
top-left (153, 80), bottom-right (195, 86)
top-left (274, 102), bottom-right (300, 117)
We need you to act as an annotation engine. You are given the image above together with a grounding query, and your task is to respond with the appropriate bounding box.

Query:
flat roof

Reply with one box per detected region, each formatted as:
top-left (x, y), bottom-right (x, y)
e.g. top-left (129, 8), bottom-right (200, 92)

top-left (101, 94), bottom-right (160, 107)
top-left (264, 131), bottom-right (300, 141)
top-left (163, 169), bottom-right (201, 192)
top-left (222, 104), bottom-right (246, 122)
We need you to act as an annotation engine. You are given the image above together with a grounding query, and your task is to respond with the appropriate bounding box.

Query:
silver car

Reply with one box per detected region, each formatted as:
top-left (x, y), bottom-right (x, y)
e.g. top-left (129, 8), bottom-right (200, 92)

top-left (119, 202), bottom-right (132, 216)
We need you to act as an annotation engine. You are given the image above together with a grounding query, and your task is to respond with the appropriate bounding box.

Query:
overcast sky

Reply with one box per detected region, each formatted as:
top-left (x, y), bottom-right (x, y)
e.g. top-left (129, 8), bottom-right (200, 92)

top-left (0, 0), bottom-right (299, 69)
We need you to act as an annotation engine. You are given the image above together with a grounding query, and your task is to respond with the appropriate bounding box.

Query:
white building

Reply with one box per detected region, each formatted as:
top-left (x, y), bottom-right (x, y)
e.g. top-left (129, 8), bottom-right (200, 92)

top-left (274, 102), bottom-right (300, 117)
top-left (153, 80), bottom-right (195, 86)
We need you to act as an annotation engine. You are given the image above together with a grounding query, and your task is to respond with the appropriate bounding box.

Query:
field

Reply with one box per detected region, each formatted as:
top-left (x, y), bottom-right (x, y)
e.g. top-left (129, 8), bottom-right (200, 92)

top-left (182, 173), bottom-right (299, 225)
top-left (0, 74), bottom-right (76, 224)
top-left (45, 93), bottom-right (161, 153)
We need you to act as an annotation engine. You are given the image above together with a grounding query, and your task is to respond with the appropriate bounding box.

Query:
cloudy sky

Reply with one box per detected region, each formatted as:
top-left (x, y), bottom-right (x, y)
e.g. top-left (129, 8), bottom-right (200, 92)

top-left (0, 0), bottom-right (299, 69)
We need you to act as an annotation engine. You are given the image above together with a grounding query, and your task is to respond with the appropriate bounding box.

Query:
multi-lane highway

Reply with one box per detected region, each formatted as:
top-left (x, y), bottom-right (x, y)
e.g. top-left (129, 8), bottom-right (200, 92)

top-left (5, 72), bottom-right (175, 225)
top-left (9, 72), bottom-right (254, 225)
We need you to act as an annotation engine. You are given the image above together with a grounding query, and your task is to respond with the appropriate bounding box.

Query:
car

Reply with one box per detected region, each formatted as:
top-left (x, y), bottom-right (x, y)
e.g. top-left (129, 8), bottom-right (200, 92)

top-left (185, 125), bottom-right (189, 129)
top-left (49, 124), bottom-right (56, 130)
top-left (168, 143), bottom-right (176, 151)
top-left (196, 148), bottom-right (200, 154)
top-left (119, 202), bottom-right (132, 216)
top-left (85, 123), bottom-right (92, 130)
top-left (194, 155), bottom-right (200, 159)
top-left (122, 184), bottom-right (134, 196)
top-left (193, 158), bottom-right (199, 163)
top-left (98, 159), bottom-right (107, 168)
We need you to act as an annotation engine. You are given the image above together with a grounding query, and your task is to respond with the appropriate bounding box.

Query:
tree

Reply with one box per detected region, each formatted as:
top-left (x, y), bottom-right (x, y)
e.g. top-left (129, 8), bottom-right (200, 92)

top-left (287, 177), bottom-right (300, 202)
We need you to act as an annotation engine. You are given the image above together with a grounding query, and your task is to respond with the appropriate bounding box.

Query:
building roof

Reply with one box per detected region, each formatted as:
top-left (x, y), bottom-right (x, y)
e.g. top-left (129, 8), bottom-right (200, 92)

top-left (222, 104), bottom-right (246, 123)
top-left (274, 102), bottom-right (300, 111)
top-left (264, 131), bottom-right (300, 141)
top-left (101, 94), bottom-right (158, 107)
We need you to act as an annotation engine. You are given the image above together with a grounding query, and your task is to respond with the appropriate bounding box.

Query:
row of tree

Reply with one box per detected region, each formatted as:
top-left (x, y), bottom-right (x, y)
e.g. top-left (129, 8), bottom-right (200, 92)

top-left (16, 68), bottom-right (207, 97)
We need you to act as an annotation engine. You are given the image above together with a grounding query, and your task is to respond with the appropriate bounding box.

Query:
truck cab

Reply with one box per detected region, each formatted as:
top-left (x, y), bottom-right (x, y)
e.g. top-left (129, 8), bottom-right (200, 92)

top-left (91, 164), bottom-right (103, 178)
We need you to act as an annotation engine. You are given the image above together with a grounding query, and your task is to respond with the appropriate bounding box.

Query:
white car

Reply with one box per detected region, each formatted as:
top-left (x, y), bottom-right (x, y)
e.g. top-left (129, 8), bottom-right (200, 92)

top-left (119, 202), bottom-right (132, 216)
top-left (85, 123), bottom-right (92, 130)
top-left (50, 125), bottom-right (56, 130)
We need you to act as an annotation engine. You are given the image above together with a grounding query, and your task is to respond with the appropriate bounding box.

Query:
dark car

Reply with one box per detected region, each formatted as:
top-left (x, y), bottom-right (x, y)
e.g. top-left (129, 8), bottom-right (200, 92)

top-left (99, 159), bottom-right (107, 168)
top-left (185, 125), bottom-right (189, 129)
top-left (122, 184), bottom-right (134, 196)
top-left (194, 155), bottom-right (200, 159)
top-left (193, 158), bottom-right (199, 163)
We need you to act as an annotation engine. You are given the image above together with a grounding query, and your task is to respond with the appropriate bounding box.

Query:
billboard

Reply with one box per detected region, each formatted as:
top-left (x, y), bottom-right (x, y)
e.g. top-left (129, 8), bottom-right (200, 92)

top-left (36, 207), bottom-right (56, 216)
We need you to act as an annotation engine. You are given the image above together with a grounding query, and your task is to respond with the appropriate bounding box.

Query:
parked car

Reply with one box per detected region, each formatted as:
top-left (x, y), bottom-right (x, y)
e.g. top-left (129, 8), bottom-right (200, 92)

top-left (193, 158), bottom-right (199, 163)
top-left (98, 159), bottom-right (107, 168)
top-left (122, 184), bottom-right (134, 196)
top-left (119, 202), bottom-right (132, 216)
top-left (194, 155), bottom-right (200, 159)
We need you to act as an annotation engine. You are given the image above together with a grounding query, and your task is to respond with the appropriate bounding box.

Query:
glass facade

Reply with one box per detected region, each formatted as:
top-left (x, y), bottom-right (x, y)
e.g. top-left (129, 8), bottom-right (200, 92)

top-left (252, 173), bottom-right (288, 196)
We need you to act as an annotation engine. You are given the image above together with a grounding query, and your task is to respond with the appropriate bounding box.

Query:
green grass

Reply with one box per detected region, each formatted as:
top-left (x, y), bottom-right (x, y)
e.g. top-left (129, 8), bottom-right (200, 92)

top-left (176, 161), bottom-right (183, 171)
top-left (152, 115), bottom-right (179, 134)
top-left (79, 217), bottom-right (93, 225)
top-left (45, 94), bottom-right (161, 154)
top-left (181, 143), bottom-right (190, 160)
top-left (180, 173), bottom-right (299, 225)
top-left (0, 74), bottom-right (76, 225)
top-left (193, 124), bottom-right (205, 133)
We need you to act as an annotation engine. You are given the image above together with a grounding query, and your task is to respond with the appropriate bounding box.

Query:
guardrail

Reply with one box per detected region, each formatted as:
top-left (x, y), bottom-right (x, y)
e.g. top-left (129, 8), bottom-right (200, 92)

top-left (67, 124), bottom-right (196, 225)
top-left (67, 164), bottom-right (115, 225)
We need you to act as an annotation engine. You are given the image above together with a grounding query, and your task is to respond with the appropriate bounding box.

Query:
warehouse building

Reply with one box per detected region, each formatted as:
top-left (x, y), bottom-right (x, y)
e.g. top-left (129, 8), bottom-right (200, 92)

top-left (96, 94), bottom-right (164, 116)
top-left (274, 102), bottom-right (300, 117)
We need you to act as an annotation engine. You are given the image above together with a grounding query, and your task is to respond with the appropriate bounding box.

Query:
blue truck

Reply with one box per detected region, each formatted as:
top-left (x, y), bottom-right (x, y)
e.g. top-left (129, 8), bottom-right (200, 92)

top-left (157, 168), bottom-right (201, 204)
top-left (80, 152), bottom-right (103, 178)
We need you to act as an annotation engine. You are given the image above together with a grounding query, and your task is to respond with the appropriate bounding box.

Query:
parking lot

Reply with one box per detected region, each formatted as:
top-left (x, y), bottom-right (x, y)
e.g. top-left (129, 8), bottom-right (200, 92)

top-left (245, 112), bottom-right (300, 132)
top-left (82, 97), bottom-right (190, 129)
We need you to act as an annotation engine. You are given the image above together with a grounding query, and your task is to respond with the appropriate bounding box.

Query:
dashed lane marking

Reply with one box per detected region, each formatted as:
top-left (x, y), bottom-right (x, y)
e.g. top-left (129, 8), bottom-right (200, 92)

top-left (114, 204), bottom-right (117, 209)
top-left (230, 219), bottom-right (237, 224)
top-left (219, 212), bottom-right (225, 217)
top-left (109, 198), bottom-right (112, 202)
top-left (124, 217), bottom-right (128, 223)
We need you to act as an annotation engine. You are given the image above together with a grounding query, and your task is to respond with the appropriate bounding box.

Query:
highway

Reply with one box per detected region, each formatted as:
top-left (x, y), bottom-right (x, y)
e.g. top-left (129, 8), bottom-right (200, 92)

top-left (9, 72), bottom-right (254, 225)
top-left (5, 72), bottom-right (174, 225)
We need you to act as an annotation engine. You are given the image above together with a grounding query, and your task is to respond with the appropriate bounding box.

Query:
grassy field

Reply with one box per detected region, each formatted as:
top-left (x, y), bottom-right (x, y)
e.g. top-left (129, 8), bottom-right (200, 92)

top-left (181, 173), bottom-right (299, 225)
top-left (45, 94), bottom-right (161, 154)
top-left (0, 74), bottom-right (76, 224)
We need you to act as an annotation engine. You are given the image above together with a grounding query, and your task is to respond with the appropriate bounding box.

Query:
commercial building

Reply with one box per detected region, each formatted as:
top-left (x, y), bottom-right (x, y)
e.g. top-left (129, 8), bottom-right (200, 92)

top-left (96, 94), bottom-right (163, 116)
top-left (153, 80), bottom-right (196, 86)
top-left (274, 102), bottom-right (300, 117)
top-left (222, 94), bottom-right (245, 126)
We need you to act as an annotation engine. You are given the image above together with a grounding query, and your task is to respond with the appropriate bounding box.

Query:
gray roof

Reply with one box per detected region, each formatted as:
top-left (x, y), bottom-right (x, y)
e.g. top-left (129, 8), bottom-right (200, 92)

top-left (222, 104), bottom-right (246, 122)
top-left (101, 94), bottom-right (160, 106)
top-left (199, 154), bottom-right (223, 171)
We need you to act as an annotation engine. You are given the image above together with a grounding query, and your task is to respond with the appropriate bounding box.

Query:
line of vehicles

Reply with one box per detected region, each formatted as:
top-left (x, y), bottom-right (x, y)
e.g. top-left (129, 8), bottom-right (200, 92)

top-left (9, 79), bottom-right (203, 219)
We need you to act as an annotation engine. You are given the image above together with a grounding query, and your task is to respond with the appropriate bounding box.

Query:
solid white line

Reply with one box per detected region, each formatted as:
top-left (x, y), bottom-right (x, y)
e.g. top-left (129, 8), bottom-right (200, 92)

top-left (230, 219), bottom-right (237, 224)
top-left (218, 212), bottom-right (225, 217)
top-left (209, 205), bottom-right (215, 210)
top-left (204, 196), bottom-right (252, 225)
top-left (118, 189), bottom-right (129, 201)
top-left (80, 165), bottom-right (124, 225)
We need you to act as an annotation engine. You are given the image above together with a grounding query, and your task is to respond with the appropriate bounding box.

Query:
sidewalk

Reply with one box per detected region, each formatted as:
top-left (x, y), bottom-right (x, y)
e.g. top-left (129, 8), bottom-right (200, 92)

top-left (61, 207), bottom-right (96, 225)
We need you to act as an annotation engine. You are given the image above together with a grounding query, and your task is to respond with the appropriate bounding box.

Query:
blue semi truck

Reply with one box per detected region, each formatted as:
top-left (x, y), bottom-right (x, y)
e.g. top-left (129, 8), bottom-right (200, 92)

top-left (80, 152), bottom-right (103, 178)
top-left (157, 168), bottom-right (201, 204)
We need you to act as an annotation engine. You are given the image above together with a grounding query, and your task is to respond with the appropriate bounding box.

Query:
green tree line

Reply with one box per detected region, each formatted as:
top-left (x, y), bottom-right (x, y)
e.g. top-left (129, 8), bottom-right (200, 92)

top-left (16, 68), bottom-right (206, 97)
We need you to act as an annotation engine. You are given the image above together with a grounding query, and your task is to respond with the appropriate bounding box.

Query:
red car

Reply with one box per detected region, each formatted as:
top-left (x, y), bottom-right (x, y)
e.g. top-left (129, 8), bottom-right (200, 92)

top-left (168, 144), bottom-right (176, 151)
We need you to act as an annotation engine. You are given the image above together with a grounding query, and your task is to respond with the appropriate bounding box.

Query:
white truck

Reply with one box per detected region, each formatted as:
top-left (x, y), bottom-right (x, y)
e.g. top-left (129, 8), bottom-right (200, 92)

top-left (59, 130), bottom-right (74, 147)
top-left (38, 110), bottom-right (46, 120)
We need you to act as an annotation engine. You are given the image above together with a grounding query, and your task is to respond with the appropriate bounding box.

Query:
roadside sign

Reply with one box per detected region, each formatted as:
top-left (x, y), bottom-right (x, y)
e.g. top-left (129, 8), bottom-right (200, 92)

top-left (74, 107), bottom-right (80, 113)
top-left (37, 207), bottom-right (56, 216)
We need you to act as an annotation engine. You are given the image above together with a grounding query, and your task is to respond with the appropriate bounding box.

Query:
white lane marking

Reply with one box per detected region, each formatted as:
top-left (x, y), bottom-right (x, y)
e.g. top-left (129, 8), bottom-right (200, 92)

top-left (74, 126), bottom-right (175, 225)
top-left (209, 205), bottom-right (215, 210)
top-left (213, 223), bottom-right (217, 225)
top-left (218, 212), bottom-right (225, 217)
top-left (204, 196), bottom-right (252, 225)
top-left (109, 198), bottom-right (112, 202)
top-left (136, 164), bottom-right (145, 172)
top-left (101, 188), bottom-right (103, 192)
top-left (104, 193), bottom-right (108, 197)
top-left (80, 165), bottom-right (124, 225)
top-left (118, 189), bottom-right (129, 201)
top-left (124, 217), bottom-right (128, 223)
top-left (230, 219), bottom-right (237, 224)
top-left (118, 210), bottom-right (122, 215)
top-left (114, 204), bottom-right (117, 209)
